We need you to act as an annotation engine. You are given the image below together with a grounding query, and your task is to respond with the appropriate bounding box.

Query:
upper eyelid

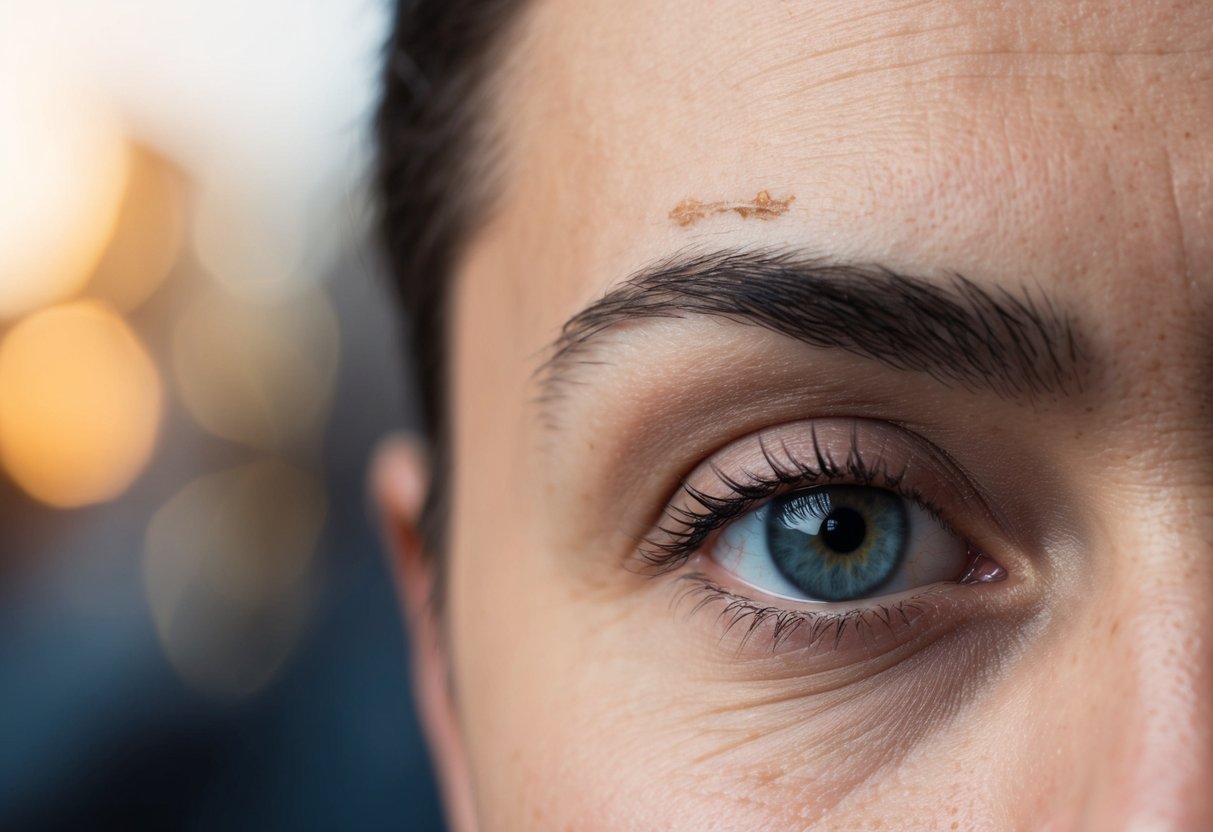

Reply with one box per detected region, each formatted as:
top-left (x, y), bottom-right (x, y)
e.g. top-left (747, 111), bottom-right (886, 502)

top-left (638, 417), bottom-right (1015, 572)
top-left (641, 449), bottom-right (938, 573)
top-left (539, 249), bottom-right (1092, 417)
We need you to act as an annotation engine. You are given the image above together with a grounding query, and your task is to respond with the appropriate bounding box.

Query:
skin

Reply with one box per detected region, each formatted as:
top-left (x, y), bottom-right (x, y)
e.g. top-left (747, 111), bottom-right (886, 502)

top-left (374, 0), bottom-right (1213, 828)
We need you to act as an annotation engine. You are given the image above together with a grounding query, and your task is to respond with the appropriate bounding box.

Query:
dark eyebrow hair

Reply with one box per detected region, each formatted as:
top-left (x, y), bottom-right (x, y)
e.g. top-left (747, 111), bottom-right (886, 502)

top-left (540, 248), bottom-right (1089, 404)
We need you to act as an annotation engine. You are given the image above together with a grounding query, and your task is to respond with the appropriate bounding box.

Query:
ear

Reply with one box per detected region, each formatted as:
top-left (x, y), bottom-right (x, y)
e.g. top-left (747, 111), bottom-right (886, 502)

top-left (371, 435), bottom-right (477, 832)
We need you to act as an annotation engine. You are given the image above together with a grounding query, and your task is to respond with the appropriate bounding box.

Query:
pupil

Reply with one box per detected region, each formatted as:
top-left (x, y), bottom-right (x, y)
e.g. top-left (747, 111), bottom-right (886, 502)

top-left (822, 507), bottom-right (866, 554)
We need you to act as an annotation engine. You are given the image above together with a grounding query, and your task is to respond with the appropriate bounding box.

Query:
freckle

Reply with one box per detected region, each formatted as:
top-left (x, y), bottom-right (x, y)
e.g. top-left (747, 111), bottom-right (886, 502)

top-left (951, 823), bottom-right (959, 830)
top-left (1110, 618), bottom-right (1119, 636)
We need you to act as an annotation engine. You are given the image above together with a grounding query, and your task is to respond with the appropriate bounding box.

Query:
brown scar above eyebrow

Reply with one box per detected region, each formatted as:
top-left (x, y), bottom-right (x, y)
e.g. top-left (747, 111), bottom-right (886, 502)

top-left (669, 190), bottom-right (795, 227)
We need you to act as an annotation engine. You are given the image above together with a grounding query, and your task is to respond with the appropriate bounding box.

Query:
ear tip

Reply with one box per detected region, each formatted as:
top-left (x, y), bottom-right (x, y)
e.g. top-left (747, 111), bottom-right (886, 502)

top-left (370, 432), bottom-right (430, 520)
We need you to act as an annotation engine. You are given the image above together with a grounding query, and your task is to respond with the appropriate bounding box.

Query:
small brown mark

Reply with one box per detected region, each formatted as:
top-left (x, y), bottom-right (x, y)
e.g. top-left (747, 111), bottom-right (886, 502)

top-left (669, 190), bottom-right (795, 227)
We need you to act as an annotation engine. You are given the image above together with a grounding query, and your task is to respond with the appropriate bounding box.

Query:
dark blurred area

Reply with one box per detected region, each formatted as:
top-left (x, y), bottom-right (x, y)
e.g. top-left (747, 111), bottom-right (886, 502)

top-left (0, 2), bottom-right (444, 829)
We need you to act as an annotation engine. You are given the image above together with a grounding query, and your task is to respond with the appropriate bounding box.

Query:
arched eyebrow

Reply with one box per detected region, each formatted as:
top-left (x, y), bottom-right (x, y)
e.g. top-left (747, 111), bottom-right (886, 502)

top-left (539, 248), bottom-right (1090, 404)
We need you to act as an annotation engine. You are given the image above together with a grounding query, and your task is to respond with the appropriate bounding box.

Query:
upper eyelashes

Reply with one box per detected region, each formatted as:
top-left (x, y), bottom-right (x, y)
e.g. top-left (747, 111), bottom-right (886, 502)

top-left (640, 420), bottom-right (932, 574)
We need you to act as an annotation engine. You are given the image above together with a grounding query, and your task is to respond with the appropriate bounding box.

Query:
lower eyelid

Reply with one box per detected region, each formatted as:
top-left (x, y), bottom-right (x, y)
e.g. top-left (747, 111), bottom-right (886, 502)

top-left (672, 553), bottom-right (1028, 668)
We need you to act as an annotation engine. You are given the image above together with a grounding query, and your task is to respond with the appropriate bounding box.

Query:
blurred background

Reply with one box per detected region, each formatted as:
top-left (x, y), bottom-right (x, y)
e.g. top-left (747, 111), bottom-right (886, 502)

top-left (0, 1), bottom-right (445, 828)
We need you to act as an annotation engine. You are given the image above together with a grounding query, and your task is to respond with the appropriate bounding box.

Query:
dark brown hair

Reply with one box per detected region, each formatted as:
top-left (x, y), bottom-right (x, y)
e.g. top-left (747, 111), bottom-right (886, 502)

top-left (375, 0), bottom-right (527, 566)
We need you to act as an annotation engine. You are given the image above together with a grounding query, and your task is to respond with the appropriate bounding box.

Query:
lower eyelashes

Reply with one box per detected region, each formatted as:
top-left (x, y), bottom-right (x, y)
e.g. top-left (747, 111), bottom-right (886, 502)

top-left (672, 567), bottom-right (948, 658)
top-left (673, 551), bottom-right (1006, 661)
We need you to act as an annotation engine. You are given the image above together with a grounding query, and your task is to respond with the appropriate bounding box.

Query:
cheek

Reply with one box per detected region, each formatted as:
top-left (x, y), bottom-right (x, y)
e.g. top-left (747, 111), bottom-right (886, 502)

top-left (447, 541), bottom-right (647, 830)
top-left (448, 509), bottom-right (745, 830)
top-left (448, 522), bottom-right (1022, 832)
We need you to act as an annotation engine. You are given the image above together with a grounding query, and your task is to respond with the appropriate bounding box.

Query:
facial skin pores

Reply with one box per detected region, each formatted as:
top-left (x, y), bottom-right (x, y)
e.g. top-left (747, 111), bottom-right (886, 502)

top-left (376, 0), bottom-right (1213, 828)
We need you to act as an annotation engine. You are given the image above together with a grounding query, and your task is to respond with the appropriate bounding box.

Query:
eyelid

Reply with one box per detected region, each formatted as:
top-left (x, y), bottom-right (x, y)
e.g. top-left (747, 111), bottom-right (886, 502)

top-left (673, 563), bottom-right (960, 661)
top-left (638, 417), bottom-right (1016, 576)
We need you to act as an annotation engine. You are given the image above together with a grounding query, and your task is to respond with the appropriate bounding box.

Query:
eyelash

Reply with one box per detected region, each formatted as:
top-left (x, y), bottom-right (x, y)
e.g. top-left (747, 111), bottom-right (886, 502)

top-left (672, 573), bottom-right (936, 653)
top-left (640, 424), bottom-right (945, 571)
top-left (638, 424), bottom-right (977, 653)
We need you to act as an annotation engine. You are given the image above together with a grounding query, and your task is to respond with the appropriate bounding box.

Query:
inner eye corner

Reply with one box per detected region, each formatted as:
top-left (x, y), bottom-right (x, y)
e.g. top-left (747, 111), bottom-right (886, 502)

top-left (958, 549), bottom-right (1009, 586)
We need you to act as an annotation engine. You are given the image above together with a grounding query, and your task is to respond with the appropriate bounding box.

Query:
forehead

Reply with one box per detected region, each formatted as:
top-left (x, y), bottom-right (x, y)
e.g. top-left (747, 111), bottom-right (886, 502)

top-left (471, 0), bottom-right (1213, 317)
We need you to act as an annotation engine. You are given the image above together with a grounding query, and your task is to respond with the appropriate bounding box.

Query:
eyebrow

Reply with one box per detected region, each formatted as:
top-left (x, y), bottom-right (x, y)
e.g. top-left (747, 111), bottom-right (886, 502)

top-left (540, 248), bottom-right (1089, 405)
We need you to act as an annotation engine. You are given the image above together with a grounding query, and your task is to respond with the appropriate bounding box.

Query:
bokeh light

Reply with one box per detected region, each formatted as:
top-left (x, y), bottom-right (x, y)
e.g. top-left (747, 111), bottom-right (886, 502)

top-left (173, 286), bottom-right (340, 452)
top-left (0, 0), bottom-right (440, 825)
top-left (0, 301), bottom-right (162, 507)
top-left (144, 459), bottom-right (327, 698)
top-left (0, 74), bottom-right (129, 319)
top-left (85, 142), bottom-right (187, 312)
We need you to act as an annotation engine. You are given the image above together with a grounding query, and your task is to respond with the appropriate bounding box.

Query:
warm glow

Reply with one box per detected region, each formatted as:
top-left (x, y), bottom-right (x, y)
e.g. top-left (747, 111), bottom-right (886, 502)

top-left (0, 302), bottom-right (162, 507)
top-left (144, 459), bottom-right (326, 697)
top-left (173, 287), bottom-right (340, 452)
top-left (0, 76), bottom-right (129, 318)
top-left (87, 143), bottom-right (186, 312)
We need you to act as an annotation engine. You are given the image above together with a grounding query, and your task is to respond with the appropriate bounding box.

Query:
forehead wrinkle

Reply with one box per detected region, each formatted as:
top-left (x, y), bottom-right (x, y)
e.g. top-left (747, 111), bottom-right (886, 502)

top-left (703, 0), bottom-right (1213, 93)
top-left (746, 49), bottom-right (1211, 153)
top-left (483, 0), bottom-right (1212, 409)
top-left (513, 0), bottom-right (1213, 190)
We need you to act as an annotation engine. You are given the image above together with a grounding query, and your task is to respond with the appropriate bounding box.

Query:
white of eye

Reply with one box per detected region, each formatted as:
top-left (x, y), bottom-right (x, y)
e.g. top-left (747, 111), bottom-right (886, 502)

top-left (710, 492), bottom-right (969, 603)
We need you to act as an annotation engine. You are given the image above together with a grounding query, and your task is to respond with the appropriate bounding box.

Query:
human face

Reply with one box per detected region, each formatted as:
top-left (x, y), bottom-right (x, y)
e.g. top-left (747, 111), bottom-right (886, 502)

top-left (417, 0), bottom-right (1213, 828)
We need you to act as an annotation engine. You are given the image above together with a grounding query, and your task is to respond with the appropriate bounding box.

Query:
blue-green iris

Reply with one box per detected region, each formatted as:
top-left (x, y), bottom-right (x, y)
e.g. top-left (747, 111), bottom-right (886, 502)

top-left (764, 485), bottom-right (908, 601)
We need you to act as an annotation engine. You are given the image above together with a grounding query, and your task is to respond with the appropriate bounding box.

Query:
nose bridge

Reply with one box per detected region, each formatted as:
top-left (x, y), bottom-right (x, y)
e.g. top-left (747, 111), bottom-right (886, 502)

top-left (1075, 479), bottom-right (1213, 828)
top-left (1110, 577), bottom-right (1213, 826)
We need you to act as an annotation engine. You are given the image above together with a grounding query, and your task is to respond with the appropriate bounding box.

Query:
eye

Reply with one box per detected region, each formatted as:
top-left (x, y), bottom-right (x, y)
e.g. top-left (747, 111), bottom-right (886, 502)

top-left (712, 484), bottom-right (971, 603)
